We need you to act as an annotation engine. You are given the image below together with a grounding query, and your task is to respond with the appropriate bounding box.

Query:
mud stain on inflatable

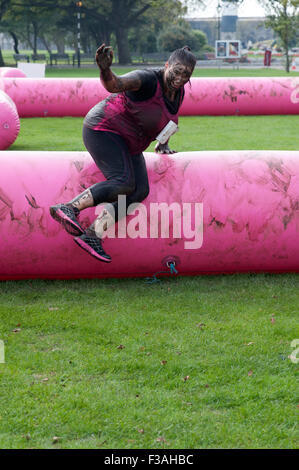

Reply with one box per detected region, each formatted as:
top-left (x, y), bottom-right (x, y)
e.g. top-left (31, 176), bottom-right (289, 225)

top-left (189, 92), bottom-right (209, 102)
top-left (223, 86), bottom-right (248, 102)
top-left (275, 80), bottom-right (290, 90)
top-left (25, 194), bottom-right (40, 209)
top-left (73, 160), bottom-right (84, 172)
top-left (0, 187), bottom-right (13, 220)
top-left (267, 159), bottom-right (291, 193)
top-left (209, 217), bottom-right (225, 228)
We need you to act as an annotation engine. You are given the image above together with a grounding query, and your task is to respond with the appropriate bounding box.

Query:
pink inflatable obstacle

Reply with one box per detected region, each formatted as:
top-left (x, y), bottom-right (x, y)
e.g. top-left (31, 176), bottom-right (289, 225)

top-left (0, 78), bottom-right (109, 117)
top-left (0, 90), bottom-right (20, 150)
top-left (0, 77), bottom-right (298, 117)
top-left (0, 67), bottom-right (26, 78)
top-left (1, 150), bottom-right (299, 280)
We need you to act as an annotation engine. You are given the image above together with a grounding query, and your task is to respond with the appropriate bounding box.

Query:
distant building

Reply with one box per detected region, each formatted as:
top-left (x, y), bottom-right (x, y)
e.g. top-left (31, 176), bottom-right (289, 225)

top-left (221, 0), bottom-right (239, 40)
top-left (186, 17), bottom-right (274, 47)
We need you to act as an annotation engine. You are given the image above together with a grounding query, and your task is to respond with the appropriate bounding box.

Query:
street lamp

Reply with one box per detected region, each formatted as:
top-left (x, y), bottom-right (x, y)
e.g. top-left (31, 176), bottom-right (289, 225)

top-left (76, 1), bottom-right (82, 68)
top-left (216, 1), bottom-right (222, 41)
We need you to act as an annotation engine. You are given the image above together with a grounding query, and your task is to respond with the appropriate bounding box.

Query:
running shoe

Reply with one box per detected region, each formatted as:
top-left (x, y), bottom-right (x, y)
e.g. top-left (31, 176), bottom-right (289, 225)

top-left (73, 232), bottom-right (112, 263)
top-left (50, 203), bottom-right (84, 236)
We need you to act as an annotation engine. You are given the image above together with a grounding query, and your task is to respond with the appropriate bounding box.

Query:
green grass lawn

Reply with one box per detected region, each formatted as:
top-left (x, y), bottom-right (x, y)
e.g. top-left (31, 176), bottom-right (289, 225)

top-left (10, 114), bottom-right (299, 152)
top-left (0, 275), bottom-right (298, 449)
top-left (1, 67), bottom-right (299, 450)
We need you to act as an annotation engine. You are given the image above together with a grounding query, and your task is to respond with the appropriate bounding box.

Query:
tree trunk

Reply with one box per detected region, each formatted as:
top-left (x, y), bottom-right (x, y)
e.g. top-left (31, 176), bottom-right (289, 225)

top-left (0, 47), bottom-right (5, 67)
top-left (32, 21), bottom-right (38, 55)
top-left (55, 32), bottom-right (65, 54)
top-left (285, 50), bottom-right (290, 73)
top-left (9, 31), bottom-right (19, 54)
top-left (39, 33), bottom-right (52, 54)
top-left (115, 26), bottom-right (131, 64)
top-left (26, 23), bottom-right (34, 51)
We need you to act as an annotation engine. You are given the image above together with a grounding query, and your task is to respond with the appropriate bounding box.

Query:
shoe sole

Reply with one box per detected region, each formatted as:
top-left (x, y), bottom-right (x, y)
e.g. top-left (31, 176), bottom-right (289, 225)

top-left (50, 207), bottom-right (84, 236)
top-left (73, 237), bottom-right (112, 263)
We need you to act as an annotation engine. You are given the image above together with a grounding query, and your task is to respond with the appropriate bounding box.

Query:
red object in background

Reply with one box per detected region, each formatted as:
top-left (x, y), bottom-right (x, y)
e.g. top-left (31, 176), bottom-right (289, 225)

top-left (264, 49), bottom-right (272, 66)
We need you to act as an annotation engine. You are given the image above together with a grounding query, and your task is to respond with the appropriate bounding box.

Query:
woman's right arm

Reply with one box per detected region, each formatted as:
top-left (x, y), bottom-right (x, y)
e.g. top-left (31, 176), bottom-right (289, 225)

top-left (96, 44), bottom-right (142, 93)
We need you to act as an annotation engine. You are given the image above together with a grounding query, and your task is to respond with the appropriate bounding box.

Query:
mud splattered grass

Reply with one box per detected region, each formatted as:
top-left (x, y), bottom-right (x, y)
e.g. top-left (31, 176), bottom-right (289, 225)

top-left (0, 275), bottom-right (298, 449)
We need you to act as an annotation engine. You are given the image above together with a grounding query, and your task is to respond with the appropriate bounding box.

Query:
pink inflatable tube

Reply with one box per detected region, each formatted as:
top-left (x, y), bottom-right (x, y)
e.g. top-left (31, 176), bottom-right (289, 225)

top-left (0, 67), bottom-right (26, 78)
top-left (0, 90), bottom-right (20, 150)
top-left (1, 150), bottom-right (299, 280)
top-left (0, 77), bottom-right (299, 117)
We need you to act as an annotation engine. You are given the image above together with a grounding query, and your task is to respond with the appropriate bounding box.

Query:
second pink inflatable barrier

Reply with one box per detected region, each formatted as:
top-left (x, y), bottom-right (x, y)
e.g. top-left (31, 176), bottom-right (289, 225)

top-left (1, 77), bottom-right (298, 117)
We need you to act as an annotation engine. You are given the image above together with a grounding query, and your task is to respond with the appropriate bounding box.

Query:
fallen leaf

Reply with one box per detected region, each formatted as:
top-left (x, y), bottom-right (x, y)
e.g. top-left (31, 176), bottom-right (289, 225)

top-left (248, 370), bottom-right (253, 376)
top-left (12, 328), bottom-right (21, 333)
top-left (49, 307), bottom-right (59, 311)
top-left (246, 342), bottom-right (254, 346)
top-left (117, 344), bottom-right (125, 349)
top-left (137, 429), bottom-right (144, 434)
top-left (204, 384), bottom-right (209, 388)
top-left (160, 360), bottom-right (167, 366)
top-left (52, 436), bottom-right (60, 444)
top-left (16, 323), bottom-right (21, 327)
top-left (42, 378), bottom-right (49, 383)
top-left (196, 323), bottom-right (205, 329)
top-left (183, 375), bottom-right (190, 382)
top-left (25, 434), bottom-right (31, 441)
top-left (156, 436), bottom-right (167, 443)
top-left (139, 346), bottom-right (145, 352)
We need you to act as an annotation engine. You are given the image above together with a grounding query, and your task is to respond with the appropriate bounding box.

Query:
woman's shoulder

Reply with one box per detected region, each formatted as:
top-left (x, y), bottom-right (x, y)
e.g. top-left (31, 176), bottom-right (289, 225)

top-left (125, 68), bottom-right (159, 101)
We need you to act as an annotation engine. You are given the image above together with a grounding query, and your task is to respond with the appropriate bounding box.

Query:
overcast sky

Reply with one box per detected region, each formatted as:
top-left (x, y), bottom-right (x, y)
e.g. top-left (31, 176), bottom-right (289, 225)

top-left (186, 0), bottom-right (266, 18)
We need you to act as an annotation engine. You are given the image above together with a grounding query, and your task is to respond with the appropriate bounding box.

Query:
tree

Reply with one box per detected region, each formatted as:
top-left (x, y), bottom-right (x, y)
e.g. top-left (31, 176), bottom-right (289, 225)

top-left (128, 0), bottom-right (187, 56)
top-left (108, 0), bottom-right (186, 64)
top-left (0, 0), bottom-right (190, 65)
top-left (1, 0), bottom-right (72, 57)
top-left (0, 0), bottom-right (10, 66)
top-left (258, 0), bottom-right (299, 72)
top-left (157, 21), bottom-right (207, 52)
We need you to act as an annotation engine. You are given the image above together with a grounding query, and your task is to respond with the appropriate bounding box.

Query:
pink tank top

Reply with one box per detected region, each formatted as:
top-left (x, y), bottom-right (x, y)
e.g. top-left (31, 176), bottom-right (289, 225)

top-left (92, 78), bottom-right (184, 155)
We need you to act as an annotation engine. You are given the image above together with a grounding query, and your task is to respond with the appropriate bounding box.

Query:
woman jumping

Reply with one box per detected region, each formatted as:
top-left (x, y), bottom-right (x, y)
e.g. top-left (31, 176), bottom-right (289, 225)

top-left (50, 44), bottom-right (196, 262)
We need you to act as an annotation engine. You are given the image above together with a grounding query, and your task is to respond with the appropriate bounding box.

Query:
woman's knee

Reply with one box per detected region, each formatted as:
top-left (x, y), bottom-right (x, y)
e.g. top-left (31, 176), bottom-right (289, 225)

top-left (132, 184), bottom-right (150, 203)
top-left (118, 180), bottom-right (136, 196)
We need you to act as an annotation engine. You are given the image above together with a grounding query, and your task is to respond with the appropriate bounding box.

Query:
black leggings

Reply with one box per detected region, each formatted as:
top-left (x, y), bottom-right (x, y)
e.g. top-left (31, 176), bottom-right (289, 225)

top-left (83, 126), bottom-right (149, 222)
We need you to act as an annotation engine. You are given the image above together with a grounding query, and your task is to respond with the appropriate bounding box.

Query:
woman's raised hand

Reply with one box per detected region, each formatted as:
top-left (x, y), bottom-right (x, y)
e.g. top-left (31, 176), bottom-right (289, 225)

top-left (96, 44), bottom-right (114, 71)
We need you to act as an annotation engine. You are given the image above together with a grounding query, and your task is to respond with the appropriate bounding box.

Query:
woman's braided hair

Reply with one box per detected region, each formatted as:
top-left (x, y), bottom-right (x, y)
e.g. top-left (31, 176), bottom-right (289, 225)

top-left (168, 45), bottom-right (196, 69)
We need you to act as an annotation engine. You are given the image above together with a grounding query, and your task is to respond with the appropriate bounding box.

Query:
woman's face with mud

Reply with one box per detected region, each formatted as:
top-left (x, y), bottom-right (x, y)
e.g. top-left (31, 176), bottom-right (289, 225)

top-left (164, 62), bottom-right (194, 91)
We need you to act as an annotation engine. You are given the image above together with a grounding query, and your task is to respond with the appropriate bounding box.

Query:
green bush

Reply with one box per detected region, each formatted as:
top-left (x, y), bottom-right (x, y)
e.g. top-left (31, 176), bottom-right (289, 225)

top-left (158, 24), bottom-right (207, 52)
top-left (192, 30), bottom-right (207, 50)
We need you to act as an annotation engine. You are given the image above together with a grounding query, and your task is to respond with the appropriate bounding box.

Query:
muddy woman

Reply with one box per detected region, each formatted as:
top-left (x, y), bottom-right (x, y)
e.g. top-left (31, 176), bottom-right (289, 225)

top-left (50, 44), bottom-right (196, 262)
